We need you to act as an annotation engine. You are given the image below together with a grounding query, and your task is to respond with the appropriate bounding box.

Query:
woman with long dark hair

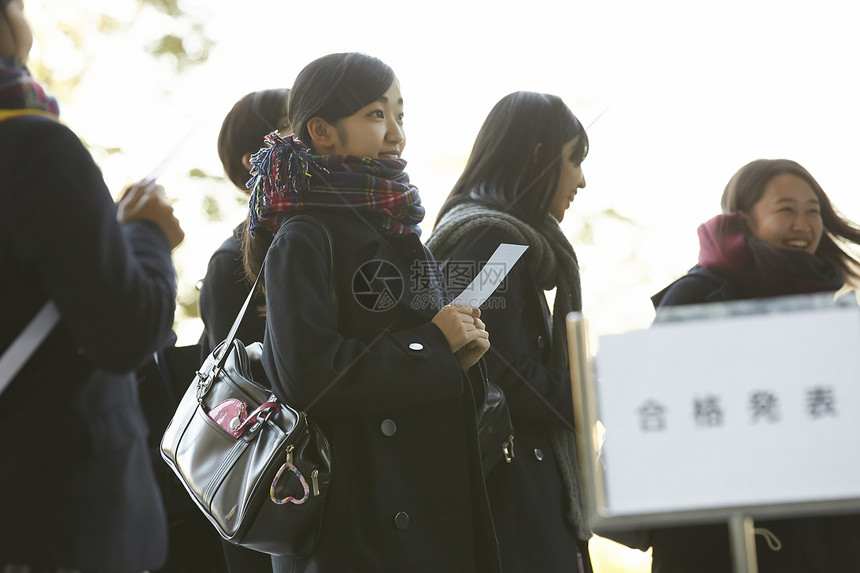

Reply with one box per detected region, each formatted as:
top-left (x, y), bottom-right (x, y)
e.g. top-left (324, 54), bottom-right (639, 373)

top-left (198, 88), bottom-right (290, 359)
top-left (428, 91), bottom-right (593, 572)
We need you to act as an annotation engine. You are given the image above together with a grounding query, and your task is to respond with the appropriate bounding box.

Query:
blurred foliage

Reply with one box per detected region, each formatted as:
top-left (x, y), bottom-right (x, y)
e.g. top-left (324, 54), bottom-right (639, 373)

top-left (149, 34), bottom-right (185, 58)
top-left (77, 135), bottom-right (122, 156)
top-left (574, 207), bottom-right (639, 247)
top-left (96, 14), bottom-right (123, 34)
top-left (136, 0), bottom-right (214, 72)
top-left (139, 0), bottom-right (183, 17)
top-left (188, 168), bottom-right (218, 179)
top-left (27, 60), bottom-right (80, 104)
top-left (146, 25), bottom-right (214, 72)
top-left (177, 288), bottom-right (200, 315)
top-left (28, 0), bottom-right (224, 339)
top-left (56, 21), bottom-right (86, 51)
top-left (603, 207), bottom-right (635, 223)
top-left (202, 194), bottom-right (223, 222)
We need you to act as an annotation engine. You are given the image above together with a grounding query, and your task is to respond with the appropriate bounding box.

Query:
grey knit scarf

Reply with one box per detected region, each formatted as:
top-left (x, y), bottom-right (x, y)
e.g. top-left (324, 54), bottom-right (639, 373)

top-left (427, 201), bottom-right (591, 541)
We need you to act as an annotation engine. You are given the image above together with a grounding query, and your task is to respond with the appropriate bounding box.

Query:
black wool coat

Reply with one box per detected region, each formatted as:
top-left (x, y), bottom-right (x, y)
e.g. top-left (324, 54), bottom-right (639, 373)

top-left (651, 265), bottom-right (741, 309)
top-left (441, 226), bottom-right (591, 573)
top-left (262, 211), bottom-right (501, 573)
top-left (0, 115), bottom-right (174, 572)
top-left (198, 223), bottom-right (266, 358)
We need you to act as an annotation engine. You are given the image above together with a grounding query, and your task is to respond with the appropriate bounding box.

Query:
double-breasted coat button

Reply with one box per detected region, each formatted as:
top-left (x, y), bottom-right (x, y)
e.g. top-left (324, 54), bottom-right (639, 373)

top-left (408, 342), bottom-right (424, 351)
top-left (394, 511), bottom-right (410, 530)
top-left (536, 335), bottom-right (546, 349)
top-left (534, 448), bottom-right (544, 461)
top-left (381, 419), bottom-right (397, 436)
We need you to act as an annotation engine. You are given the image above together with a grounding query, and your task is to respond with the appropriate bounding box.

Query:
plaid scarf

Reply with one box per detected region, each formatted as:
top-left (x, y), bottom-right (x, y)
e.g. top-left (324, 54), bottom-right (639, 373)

top-left (247, 132), bottom-right (424, 237)
top-left (0, 56), bottom-right (59, 116)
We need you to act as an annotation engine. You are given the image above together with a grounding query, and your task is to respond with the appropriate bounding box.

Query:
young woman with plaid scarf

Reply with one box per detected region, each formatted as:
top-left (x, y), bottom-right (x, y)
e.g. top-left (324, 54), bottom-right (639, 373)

top-left (243, 52), bottom-right (501, 572)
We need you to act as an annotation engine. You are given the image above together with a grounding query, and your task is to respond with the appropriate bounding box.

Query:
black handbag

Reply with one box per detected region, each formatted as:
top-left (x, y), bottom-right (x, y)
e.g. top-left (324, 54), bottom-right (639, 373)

top-left (478, 379), bottom-right (515, 475)
top-left (160, 215), bottom-right (334, 557)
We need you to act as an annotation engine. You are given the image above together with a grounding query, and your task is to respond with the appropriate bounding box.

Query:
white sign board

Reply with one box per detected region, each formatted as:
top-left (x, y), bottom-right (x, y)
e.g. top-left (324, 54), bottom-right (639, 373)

top-left (590, 301), bottom-right (860, 523)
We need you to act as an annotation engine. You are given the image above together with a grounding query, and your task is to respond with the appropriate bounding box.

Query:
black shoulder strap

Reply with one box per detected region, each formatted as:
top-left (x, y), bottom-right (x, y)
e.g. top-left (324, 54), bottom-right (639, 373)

top-left (212, 214), bottom-right (335, 374)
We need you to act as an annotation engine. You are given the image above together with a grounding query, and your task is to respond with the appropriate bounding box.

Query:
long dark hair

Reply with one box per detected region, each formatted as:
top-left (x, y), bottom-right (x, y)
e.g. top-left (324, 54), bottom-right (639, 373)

top-left (218, 88), bottom-right (289, 189)
top-left (436, 91), bottom-right (588, 226)
top-left (243, 53), bottom-right (395, 283)
top-left (722, 158), bottom-right (860, 287)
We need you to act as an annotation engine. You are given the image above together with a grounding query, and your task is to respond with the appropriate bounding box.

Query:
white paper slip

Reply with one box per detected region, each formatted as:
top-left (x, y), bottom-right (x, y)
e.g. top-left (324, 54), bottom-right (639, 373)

top-left (143, 119), bottom-right (205, 182)
top-left (451, 243), bottom-right (528, 307)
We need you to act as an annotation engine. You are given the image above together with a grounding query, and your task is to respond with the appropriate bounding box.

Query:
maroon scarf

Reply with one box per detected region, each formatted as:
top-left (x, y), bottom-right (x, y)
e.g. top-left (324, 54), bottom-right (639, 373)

top-left (697, 213), bottom-right (843, 297)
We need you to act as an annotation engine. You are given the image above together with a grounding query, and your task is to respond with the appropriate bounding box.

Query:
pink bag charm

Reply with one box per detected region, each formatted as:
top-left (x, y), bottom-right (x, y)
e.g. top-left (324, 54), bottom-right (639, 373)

top-left (208, 398), bottom-right (248, 437)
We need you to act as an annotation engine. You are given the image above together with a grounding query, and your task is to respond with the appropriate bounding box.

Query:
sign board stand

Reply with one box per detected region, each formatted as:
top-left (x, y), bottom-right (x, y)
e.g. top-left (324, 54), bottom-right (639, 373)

top-left (728, 514), bottom-right (757, 573)
top-left (566, 294), bottom-right (860, 573)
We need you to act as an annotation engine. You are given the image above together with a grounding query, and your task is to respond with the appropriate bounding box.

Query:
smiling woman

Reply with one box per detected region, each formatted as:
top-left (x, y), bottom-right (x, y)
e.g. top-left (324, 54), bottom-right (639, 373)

top-left (645, 158), bottom-right (860, 572)
top-left (739, 173), bottom-right (824, 254)
top-left (242, 51), bottom-right (501, 573)
top-left (549, 136), bottom-right (588, 223)
top-left (309, 79), bottom-right (405, 160)
top-left (16, 3), bottom-right (860, 570)
top-left (720, 158), bottom-right (860, 294)
top-left (652, 158), bottom-right (860, 308)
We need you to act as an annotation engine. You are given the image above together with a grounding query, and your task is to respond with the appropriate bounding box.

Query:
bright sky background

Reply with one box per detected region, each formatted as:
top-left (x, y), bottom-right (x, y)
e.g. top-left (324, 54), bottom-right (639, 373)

top-left (25, 0), bottom-right (860, 346)
top-left (22, 1), bottom-right (860, 568)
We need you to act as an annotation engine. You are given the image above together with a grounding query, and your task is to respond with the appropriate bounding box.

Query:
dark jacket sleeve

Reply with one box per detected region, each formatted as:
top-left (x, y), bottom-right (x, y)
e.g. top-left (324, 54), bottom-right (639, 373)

top-left (442, 226), bottom-right (573, 427)
top-left (262, 220), bottom-right (464, 415)
top-left (4, 117), bottom-right (176, 372)
top-left (653, 267), bottom-right (738, 310)
top-left (198, 232), bottom-right (265, 355)
top-left (655, 275), bottom-right (714, 307)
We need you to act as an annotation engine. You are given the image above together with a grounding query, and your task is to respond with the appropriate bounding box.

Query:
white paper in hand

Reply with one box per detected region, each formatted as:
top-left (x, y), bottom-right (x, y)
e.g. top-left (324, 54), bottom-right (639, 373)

top-left (451, 243), bottom-right (528, 307)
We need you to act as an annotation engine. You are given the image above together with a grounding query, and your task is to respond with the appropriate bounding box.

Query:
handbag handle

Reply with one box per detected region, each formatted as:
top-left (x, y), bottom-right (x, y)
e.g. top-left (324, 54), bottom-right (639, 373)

top-left (199, 215), bottom-right (336, 398)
